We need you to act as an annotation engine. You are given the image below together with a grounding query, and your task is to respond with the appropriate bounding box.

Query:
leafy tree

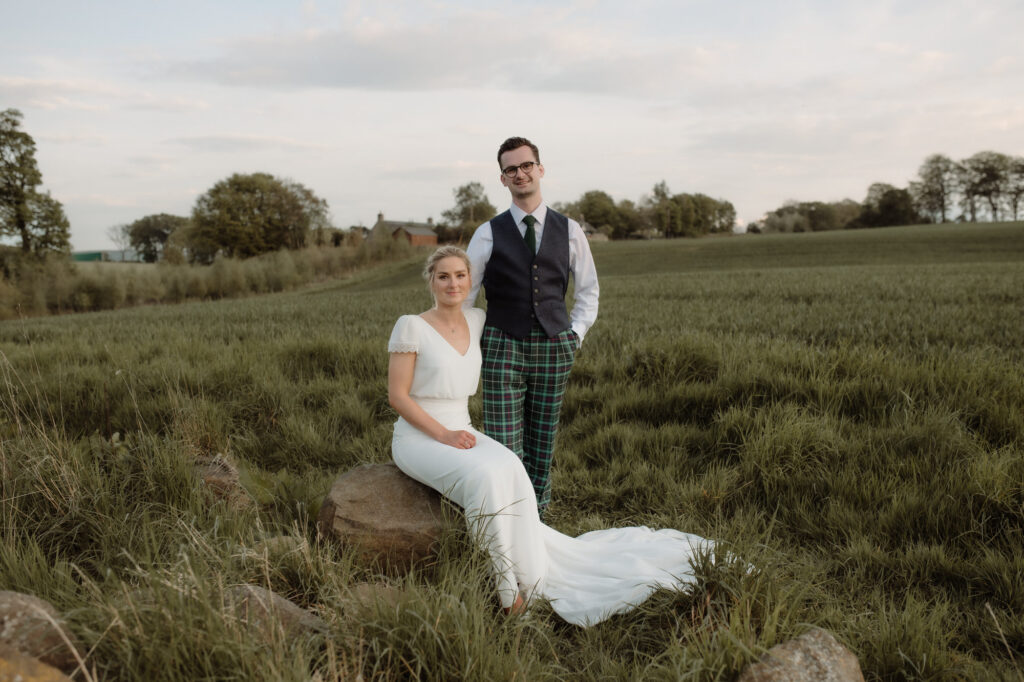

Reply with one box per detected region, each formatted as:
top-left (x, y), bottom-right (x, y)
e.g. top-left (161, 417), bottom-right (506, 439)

top-left (910, 154), bottom-right (958, 223)
top-left (287, 180), bottom-right (332, 246)
top-left (615, 199), bottom-right (646, 237)
top-left (763, 202), bottom-right (811, 233)
top-left (710, 197), bottom-right (737, 233)
top-left (128, 213), bottom-right (189, 262)
top-left (762, 199), bottom-right (861, 233)
top-left (0, 108), bottom-right (70, 256)
top-left (441, 182), bottom-right (496, 242)
top-left (645, 181), bottom-right (680, 237)
top-left (864, 182), bottom-right (898, 210)
top-left (106, 224), bottom-right (131, 260)
top-left (576, 190), bottom-right (621, 236)
top-left (875, 188), bottom-right (920, 226)
top-left (955, 163), bottom-right (979, 222)
top-left (691, 193), bottom-right (735, 234)
top-left (854, 183), bottom-right (920, 228)
top-left (19, 191), bottom-right (71, 254)
top-left (832, 199), bottom-right (863, 229)
top-left (188, 173), bottom-right (329, 264)
top-left (960, 151), bottom-right (1010, 221)
top-left (1006, 156), bottom-right (1024, 221)
top-left (641, 183), bottom-right (736, 237)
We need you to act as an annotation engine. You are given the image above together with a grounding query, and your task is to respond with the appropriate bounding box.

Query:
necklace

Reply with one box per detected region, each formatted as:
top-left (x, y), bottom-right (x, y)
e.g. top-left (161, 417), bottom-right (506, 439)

top-left (430, 310), bottom-right (460, 334)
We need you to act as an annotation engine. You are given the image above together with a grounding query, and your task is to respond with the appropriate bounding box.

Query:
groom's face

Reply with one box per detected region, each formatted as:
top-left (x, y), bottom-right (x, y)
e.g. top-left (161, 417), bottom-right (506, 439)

top-left (499, 145), bottom-right (544, 200)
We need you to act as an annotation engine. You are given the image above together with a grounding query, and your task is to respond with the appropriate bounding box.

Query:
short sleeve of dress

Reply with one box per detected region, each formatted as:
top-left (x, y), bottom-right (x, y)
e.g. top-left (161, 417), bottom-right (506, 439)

top-left (388, 315), bottom-right (419, 353)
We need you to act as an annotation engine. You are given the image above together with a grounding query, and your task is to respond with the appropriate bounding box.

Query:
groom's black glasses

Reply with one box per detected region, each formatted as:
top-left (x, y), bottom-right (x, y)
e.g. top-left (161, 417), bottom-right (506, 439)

top-left (501, 161), bottom-right (539, 178)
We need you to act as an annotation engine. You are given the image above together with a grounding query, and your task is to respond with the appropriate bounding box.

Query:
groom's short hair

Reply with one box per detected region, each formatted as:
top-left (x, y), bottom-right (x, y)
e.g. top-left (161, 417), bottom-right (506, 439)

top-left (497, 137), bottom-right (540, 166)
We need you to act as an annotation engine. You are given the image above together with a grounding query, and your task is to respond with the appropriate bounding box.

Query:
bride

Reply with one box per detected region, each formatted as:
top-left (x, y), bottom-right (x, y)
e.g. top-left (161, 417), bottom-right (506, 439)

top-left (388, 246), bottom-right (712, 626)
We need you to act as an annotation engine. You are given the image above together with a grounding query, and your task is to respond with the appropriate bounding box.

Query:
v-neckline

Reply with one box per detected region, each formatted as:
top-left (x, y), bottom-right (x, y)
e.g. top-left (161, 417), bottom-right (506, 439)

top-left (417, 312), bottom-right (471, 357)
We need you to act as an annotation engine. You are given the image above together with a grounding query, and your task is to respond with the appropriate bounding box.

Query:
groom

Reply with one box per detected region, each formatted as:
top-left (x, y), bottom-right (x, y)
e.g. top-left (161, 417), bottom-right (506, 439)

top-left (465, 136), bottom-right (599, 517)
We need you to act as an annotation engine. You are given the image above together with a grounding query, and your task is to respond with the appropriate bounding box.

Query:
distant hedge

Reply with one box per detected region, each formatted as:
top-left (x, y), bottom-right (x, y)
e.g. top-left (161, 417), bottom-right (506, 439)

top-left (0, 237), bottom-right (416, 320)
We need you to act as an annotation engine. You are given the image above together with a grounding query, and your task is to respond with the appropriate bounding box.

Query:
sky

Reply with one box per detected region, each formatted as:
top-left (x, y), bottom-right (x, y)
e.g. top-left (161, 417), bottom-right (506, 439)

top-left (2, 0), bottom-right (1023, 250)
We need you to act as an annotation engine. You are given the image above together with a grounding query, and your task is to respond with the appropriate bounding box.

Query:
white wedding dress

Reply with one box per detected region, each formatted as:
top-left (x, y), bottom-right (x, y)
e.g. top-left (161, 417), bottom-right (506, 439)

top-left (389, 308), bottom-right (712, 626)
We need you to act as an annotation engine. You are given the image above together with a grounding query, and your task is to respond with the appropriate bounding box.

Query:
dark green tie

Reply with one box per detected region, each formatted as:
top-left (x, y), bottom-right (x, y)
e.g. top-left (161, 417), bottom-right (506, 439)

top-left (523, 214), bottom-right (537, 254)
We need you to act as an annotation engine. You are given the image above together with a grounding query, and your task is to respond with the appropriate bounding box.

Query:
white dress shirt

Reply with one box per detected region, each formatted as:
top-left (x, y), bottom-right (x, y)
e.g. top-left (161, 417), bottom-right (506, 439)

top-left (465, 203), bottom-right (599, 341)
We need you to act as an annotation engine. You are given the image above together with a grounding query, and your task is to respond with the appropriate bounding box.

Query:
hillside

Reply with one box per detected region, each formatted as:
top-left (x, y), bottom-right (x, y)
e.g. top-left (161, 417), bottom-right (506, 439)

top-left (2, 223), bottom-right (1022, 679)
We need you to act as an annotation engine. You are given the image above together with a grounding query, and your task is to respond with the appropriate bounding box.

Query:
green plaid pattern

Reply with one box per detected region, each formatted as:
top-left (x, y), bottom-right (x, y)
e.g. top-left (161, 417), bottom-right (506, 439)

top-left (481, 323), bottom-right (576, 513)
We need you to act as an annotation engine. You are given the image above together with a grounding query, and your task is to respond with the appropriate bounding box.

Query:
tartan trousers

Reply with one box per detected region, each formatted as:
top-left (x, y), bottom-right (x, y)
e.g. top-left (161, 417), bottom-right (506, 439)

top-left (480, 323), bottom-right (577, 513)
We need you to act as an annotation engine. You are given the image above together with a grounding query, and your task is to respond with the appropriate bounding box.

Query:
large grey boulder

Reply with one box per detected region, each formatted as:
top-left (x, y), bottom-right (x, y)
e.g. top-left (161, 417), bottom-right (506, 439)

top-left (737, 627), bottom-right (865, 682)
top-left (116, 584), bottom-right (328, 642)
top-left (224, 585), bottom-right (329, 638)
top-left (0, 591), bottom-right (84, 675)
top-left (317, 463), bottom-right (459, 568)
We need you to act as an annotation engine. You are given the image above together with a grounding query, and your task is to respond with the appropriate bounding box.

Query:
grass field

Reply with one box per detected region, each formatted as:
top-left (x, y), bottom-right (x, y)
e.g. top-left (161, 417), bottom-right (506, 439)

top-left (2, 222), bottom-right (1023, 680)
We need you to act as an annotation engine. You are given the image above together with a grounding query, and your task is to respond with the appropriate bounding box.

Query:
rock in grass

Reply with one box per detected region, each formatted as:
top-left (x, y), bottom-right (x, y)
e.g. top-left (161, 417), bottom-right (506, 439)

top-left (225, 585), bottom-right (329, 637)
top-left (737, 627), bottom-right (865, 682)
top-left (250, 535), bottom-right (309, 559)
top-left (195, 453), bottom-right (254, 510)
top-left (0, 644), bottom-right (73, 682)
top-left (0, 592), bottom-right (84, 674)
top-left (317, 463), bottom-right (457, 568)
top-left (344, 582), bottom-right (405, 611)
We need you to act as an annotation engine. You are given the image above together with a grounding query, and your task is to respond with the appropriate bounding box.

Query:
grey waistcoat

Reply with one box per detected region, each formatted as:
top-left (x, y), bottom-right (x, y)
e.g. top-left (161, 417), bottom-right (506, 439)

top-left (482, 209), bottom-right (571, 338)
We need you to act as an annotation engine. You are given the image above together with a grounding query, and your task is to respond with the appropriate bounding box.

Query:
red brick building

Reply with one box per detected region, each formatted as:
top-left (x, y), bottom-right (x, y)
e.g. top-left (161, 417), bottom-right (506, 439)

top-left (370, 212), bottom-right (438, 246)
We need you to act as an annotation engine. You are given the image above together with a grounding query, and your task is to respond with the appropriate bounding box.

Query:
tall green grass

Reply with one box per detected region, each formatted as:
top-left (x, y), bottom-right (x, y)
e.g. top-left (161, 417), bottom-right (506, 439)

top-left (2, 222), bottom-right (1022, 679)
top-left (0, 236), bottom-right (417, 319)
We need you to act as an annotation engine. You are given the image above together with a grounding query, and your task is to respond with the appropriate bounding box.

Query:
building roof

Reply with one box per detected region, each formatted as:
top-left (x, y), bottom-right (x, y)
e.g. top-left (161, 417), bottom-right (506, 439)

top-left (373, 215), bottom-right (437, 237)
top-left (388, 223), bottom-right (437, 237)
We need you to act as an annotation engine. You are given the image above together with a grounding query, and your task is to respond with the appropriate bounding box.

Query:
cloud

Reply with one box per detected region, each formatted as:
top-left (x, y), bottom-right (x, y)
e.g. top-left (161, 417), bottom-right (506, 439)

top-left (37, 132), bottom-right (110, 144)
top-left (164, 11), bottom-right (713, 96)
top-left (60, 193), bottom-right (139, 208)
top-left (0, 76), bottom-right (207, 112)
top-left (169, 134), bottom-right (321, 152)
top-left (375, 158), bottom-right (492, 182)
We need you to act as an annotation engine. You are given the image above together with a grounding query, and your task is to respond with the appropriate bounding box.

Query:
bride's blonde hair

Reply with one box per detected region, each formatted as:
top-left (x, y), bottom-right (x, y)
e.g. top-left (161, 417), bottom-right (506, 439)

top-left (423, 245), bottom-right (472, 283)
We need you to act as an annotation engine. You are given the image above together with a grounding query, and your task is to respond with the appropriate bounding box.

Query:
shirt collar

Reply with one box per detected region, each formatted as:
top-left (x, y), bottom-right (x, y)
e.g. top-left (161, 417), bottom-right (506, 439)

top-left (509, 203), bottom-right (547, 226)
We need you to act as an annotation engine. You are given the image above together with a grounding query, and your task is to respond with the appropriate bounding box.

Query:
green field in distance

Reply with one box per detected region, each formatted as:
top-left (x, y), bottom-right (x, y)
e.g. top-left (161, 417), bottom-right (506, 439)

top-left (2, 222), bottom-right (1022, 680)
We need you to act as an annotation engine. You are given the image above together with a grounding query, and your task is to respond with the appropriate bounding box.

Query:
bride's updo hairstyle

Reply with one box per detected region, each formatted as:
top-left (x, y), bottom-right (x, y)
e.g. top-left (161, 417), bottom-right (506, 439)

top-left (423, 245), bottom-right (472, 284)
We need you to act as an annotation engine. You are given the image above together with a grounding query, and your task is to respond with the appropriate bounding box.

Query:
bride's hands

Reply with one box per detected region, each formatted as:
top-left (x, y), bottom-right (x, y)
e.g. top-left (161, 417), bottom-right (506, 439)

top-left (441, 429), bottom-right (476, 449)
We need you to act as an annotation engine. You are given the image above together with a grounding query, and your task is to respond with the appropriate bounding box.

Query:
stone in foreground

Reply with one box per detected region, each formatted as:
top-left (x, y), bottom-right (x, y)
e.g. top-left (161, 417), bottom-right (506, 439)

top-left (737, 627), bottom-right (865, 682)
top-left (318, 463), bottom-right (458, 568)
top-left (0, 591), bottom-right (84, 674)
top-left (225, 585), bottom-right (329, 637)
top-left (0, 644), bottom-right (73, 682)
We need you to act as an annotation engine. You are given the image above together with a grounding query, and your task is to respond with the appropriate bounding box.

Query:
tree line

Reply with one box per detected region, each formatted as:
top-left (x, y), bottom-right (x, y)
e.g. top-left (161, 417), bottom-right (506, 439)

top-left (14, 103), bottom-right (1018, 273)
top-left (912, 152), bottom-right (1024, 223)
top-left (110, 173), bottom-right (342, 265)
top-left (556, 180), bottom-right (737, 239)
top-left (439, 180), bottom-right (737, 241)
top-left (754, 150), bottom-right (1024, 233)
